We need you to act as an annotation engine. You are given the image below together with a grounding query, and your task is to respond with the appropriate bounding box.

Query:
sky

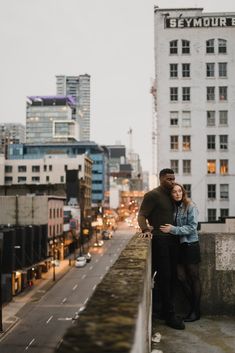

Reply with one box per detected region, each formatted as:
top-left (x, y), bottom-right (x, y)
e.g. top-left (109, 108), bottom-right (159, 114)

top-left (0, 0), bottom-right (234, 173)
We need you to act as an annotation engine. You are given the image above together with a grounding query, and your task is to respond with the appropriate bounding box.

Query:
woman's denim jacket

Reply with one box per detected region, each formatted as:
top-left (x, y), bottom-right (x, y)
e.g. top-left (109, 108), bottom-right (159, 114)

top-left (170, 202), bottom-right (199, 244)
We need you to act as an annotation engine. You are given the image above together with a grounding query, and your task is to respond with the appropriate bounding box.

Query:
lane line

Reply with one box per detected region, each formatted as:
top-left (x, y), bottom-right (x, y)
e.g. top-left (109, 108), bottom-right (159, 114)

top-left (25, 338), bottom-right (35, 350)
top-left (46, 315), bottom-right (53, 324)
top-left (82, 274), bottom-right (86, 280)
top-left (72, 284), bottom-right (78, 290)
top-left (61, 297), bottom-right (67, 304)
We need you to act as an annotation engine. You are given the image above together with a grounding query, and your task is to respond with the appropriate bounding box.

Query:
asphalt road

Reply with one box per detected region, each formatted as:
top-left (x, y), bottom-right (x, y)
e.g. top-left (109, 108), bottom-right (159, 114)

top-left (0, 224), bottom-right (135, 353)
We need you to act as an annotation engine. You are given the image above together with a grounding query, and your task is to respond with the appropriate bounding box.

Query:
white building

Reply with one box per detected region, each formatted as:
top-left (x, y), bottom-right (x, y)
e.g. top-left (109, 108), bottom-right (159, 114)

top-left (56, 74), bottom-right (91, 141)
top-left (26, 96), bottom-right (79, 144)
top-left (154, 7), bottom-right (235, 221)
top-left (0, 154), bottom-right (92, 213)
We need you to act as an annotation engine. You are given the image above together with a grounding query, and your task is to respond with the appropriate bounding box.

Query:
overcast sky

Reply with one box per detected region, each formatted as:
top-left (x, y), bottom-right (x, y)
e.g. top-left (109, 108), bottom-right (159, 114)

top-left (0, 0), bottom-right (234, 172)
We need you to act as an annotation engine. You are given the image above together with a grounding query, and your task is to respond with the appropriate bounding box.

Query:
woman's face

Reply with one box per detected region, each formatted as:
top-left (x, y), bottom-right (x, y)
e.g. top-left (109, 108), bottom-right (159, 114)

top-left (171, 185), bottom-right (183, 201)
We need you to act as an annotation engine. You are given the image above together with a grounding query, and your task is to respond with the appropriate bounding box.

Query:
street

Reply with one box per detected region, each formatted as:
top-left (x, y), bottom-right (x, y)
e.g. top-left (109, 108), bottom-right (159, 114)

top-left (0, 224), bottom-right (135, 353)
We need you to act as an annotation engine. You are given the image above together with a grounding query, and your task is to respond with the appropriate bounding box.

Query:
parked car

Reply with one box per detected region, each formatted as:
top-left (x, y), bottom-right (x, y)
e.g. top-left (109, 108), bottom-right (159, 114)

top-left (93, 239), bottom-right (104, 247)
top-left (75, 256), bottom-right (87, 268)
top-left (102, 230), bottom-right (113, 240)
top-left (85, 252), bottom-right (92, 263)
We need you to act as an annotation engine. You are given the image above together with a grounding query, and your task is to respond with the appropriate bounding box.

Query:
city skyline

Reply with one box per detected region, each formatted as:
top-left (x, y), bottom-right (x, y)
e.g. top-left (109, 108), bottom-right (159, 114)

top-left (0, 0), bottom-right (234, 172)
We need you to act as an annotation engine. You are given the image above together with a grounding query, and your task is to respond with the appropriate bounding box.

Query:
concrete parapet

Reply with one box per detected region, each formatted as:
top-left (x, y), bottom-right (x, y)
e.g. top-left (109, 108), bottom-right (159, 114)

top-left (199, 232), bottom-right (235, 315)
top-left (56, 234), bottom-right (152, 353)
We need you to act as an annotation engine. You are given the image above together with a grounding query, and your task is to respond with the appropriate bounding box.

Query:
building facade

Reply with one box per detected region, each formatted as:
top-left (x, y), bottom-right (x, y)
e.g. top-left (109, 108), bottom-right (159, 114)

top-left (56, 74), bottom-right (91, 141)
top-left (154, 7), bottom-right (235, 221)
top-left (0, 123), bottom-right (25, 158)
top-left (6, 141), bottom-right (107, 206)
top-left (26, 96), bottom-right (78, 144)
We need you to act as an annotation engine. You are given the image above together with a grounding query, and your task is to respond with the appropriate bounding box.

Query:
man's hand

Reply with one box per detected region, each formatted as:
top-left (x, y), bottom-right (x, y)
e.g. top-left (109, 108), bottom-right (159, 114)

top-left (137, 230), bottom-right (152, 239)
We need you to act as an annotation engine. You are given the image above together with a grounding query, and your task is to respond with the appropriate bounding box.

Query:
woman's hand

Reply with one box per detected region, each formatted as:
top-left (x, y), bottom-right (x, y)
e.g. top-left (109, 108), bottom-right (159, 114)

top-left (159, 224), bottom-right (173, 233)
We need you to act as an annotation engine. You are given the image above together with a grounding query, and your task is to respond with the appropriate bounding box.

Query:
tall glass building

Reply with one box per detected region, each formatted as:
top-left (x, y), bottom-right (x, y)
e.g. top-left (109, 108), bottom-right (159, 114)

top-left (56, 74), bottom-right (91, 141)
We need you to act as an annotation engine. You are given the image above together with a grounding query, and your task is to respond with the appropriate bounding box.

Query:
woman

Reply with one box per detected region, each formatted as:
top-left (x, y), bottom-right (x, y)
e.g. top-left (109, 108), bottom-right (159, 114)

top-left (160, 183), bottom-right (201, 322)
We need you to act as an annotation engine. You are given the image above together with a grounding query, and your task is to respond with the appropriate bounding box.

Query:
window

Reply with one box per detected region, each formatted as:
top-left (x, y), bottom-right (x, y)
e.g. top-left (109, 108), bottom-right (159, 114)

top-left (170, 160), bottom-right (179, 174)
top-left (170, 136), bottom-right (179, 150)
top-left (5, 165), bottom-right (12, 173)
top-left (49, 165), bottom-right (52, 171)
top-left (219, 135), bottom-right (228, 150)
top-left (182, 63), bottom-right (190, 77)
top-left (46, 176), bottom-right (50, 182)
top-left (182, 111), bottom-right (191, 127)
top-left (207, 160), bottom-right (216, 174)
top-left (5, 176), bottom-right (13, 184)
top-left (206, 39), bottom-right (215, 54)
top-left (207, 87), bottom-right (215, 101)
top-left (170, 87), bottom-right (178, 101)
top-left (183, 184), bottom-right (191, 198)
top-left (182, 135), bottom-right (191, 151)
top-left (44, 165), bottom-right (47, 172)
top-left (18, 176), bottom-right (27, 183)
top-left (219, 110), bottom-right (228, 125)
top-left (220, 209), bottom-right (229, 219)
top-left (18, 165), bottom-right (27, 172)
top-left (207, 111), bottom-right (215, 126)
top-left (182, 87), bottom-right (190, 101)
top-left (218, 62), bottom-right (227, 77)
top-left (220, 184), bottom-right (229, 200)
top-left (170, 64), bottom-right (178, 78)
top-left (208, 209), bottom-right (216, 221)
top-left (170, 111), bottom-right (178, 126)
top-left (207, 184), bottom-right (216, 199)
top-left (182, 40), bottom-right (190, 54)
top-left (60, 176), bottom-right (64, 182)
top-left (206, 63), bottom-right (215, 77)
top-left (207, 135), bottom-right (216, 150)
top-left (218, 39), bottom-right (227, 54)
top-left (32, 165), bottom-right (40, 172)
top-left (220, 160), bottom-right (228, 174)
top-left (170, 40), bottom-right (178, 54)
top-left (32, 176), bottom-right (40, 182)
top-left (183, 160), bottom-right (191, 174)
top-left (219, 86), bottom-right (227, 101)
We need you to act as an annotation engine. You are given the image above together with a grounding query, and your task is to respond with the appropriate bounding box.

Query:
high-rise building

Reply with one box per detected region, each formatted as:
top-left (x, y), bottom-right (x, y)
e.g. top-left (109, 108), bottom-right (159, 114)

top-left (154, 7), bottom-right (235, 221)
top-left (26, 96), bottom-right (78, 144)
top-left (56, 74), bottom-right (91, 141)
top-left (0, 123), bottom-right (25, 158)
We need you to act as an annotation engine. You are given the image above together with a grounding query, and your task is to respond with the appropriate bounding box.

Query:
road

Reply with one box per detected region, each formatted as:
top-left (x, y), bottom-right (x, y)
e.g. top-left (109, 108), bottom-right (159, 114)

top-left (0, 224), bottom-right (135, 353)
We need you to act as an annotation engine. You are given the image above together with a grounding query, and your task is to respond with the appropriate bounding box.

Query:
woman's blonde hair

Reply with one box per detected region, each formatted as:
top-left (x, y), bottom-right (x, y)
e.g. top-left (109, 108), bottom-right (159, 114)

top-left (172, 183), bottom-right (191, 209)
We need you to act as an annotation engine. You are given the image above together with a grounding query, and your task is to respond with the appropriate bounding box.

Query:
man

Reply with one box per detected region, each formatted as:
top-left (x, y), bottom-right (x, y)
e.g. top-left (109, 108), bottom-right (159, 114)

top-left (138, 168), bottom-right (185, 330)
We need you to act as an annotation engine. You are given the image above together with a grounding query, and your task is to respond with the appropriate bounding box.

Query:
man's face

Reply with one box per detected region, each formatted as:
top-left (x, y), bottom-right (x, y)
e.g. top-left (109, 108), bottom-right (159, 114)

top-left (160, 173), bottom-right (175, 190)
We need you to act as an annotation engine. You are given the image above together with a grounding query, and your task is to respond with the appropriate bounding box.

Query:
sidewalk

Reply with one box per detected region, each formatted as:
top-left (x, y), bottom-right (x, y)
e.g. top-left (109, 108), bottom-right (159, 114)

top-left (1, 255), bottom-right (75, 338)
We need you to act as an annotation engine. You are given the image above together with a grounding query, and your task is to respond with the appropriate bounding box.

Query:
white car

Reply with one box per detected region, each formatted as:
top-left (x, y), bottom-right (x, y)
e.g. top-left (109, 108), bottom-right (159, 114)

top-left (75, 256), bottom-right (87, 268)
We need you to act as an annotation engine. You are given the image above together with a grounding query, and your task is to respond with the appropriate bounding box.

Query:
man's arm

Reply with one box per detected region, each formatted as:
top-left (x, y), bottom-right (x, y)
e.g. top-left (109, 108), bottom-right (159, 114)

top-left (137, 192), bottom-right (156, 232)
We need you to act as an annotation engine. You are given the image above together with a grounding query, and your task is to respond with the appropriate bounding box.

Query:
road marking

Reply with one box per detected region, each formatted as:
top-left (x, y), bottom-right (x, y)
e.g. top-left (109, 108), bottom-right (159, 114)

top-left (58, 317), bottom-right (72, 321)
top-left (95, 259), bottom-right (98, 263)
top-left (25, 338), bottom-right (35, 350)
top-left (84, 297), bottom-right (89, 305)
top-left (92, 285), bottom-right (96, 291)
top-left (46, 315), bottom-right (53, 324)
top-left (72, 284), bottom-right (78, 290)
top-left (82, 274), bottom-right (86, 280)
top-left (105, 266), bottom-right (109, 270)
top-left (61, 297), bottom-right (67, 304)
top-left (89, 266), bottom-right (93, 270)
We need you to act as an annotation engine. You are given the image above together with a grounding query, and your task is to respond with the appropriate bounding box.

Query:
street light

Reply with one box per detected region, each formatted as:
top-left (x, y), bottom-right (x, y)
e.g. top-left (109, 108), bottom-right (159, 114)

top-left (79, 178), bottom-right (85, 256)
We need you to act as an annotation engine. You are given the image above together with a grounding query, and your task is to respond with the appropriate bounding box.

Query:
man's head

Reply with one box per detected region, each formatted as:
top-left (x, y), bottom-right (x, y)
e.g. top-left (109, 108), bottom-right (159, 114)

top-left (159, 168), bottom-right (175, 190)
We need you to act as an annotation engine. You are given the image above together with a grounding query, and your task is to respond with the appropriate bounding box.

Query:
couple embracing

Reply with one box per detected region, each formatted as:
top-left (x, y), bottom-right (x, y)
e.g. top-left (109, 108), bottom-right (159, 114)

top-left (138, 168), bottom-right (201, 330)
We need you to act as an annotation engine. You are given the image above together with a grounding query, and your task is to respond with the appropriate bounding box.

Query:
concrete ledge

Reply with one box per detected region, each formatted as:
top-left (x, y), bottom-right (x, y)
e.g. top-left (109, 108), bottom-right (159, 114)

top-left (56, 234), bottom-right (151, 353)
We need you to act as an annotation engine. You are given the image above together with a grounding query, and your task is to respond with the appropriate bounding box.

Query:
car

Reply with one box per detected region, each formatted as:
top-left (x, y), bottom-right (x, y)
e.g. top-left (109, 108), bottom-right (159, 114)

top-left (75, 256), bottom-right (87, 268)
top-left (93, 240), bottom-right (104, 247)
top-left (85, 252), bottom-right (92, 262)
top-left (102, 230), bottom-right (113, 240)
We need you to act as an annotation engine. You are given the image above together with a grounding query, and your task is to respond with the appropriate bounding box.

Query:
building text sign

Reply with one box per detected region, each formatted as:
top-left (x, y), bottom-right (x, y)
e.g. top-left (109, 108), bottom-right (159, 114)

top-left (166, 16), bottom-right (235, 28)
